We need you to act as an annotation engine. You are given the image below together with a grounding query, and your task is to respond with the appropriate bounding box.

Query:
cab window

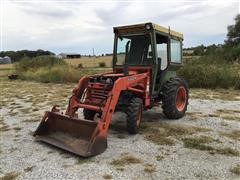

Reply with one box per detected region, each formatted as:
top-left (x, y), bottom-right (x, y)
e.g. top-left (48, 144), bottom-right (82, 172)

top-left (170, 39), bottom-right (181, 63)
top-left (156, 34), bottom-right (168, 70)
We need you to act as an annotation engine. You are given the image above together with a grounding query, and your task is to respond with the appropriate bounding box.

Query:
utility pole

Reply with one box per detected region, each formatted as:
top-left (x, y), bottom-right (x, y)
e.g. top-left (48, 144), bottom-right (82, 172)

top-left (92, 48), bottom-right (95, 57)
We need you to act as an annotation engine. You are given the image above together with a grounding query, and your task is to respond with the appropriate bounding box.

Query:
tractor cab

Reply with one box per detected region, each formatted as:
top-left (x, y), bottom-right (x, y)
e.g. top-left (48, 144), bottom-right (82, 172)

top-left (113, 22), bottom-right (184, 96)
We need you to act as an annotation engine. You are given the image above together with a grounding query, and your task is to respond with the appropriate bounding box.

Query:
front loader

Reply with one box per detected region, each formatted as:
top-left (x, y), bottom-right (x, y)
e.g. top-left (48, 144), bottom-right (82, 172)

top-left (34, 22), bottom-right (189, 157)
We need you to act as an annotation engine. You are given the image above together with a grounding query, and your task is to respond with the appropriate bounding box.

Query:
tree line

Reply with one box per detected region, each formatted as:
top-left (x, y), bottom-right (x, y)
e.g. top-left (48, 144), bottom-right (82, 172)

top-left (0, 49), bottom-right (54, 62)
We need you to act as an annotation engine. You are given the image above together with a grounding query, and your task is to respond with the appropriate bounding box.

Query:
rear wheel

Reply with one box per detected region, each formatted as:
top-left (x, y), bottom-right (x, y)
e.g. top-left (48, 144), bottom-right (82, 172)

top-left (126, 97), bottom-right (143, 134)
top-left (162, 77), bottom-right (188, 119)
top-left (83, 109), bottom-right (96, 120)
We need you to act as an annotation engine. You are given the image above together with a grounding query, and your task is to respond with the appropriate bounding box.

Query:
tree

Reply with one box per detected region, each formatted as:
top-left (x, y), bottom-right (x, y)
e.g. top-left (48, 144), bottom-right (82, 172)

top-left (193, 44), bottom-right (205, 55)
top-left (225, 14), bottom-right (240, 47)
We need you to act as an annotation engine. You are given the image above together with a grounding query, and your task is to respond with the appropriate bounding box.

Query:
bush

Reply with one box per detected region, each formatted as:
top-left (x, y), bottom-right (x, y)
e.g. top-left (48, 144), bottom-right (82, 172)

top-left (178, 56), bottom-right (240, 89)
top-left (99, 62), bottom-right (106, 68)
top-left (20, 65), bottom-right (81, 83)
top-left (77, 63), bottom-right (83, 68)
top-left (16, 56), bottom-right (109, 83)
top-left (15, 55), bottom-right (65, 72)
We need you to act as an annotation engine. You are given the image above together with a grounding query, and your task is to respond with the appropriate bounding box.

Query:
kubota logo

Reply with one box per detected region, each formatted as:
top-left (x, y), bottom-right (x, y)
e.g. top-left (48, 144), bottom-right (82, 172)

top-left (128, 77), bottom-right (136, 81)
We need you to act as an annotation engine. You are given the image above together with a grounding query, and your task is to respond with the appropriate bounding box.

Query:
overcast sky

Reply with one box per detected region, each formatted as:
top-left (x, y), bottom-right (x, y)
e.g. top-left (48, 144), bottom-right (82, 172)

top-left (1, 0), bottom-right (239, 55)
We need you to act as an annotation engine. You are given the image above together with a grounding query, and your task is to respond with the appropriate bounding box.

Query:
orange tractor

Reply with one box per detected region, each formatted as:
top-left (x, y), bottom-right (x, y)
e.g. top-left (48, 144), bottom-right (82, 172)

top-left (34, 23), bottom-right (189, 157)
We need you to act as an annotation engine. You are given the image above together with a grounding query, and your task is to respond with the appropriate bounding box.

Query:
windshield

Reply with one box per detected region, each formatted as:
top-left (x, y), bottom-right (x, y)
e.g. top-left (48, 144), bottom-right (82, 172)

top-left (115, 34), bottom-right (152, 66)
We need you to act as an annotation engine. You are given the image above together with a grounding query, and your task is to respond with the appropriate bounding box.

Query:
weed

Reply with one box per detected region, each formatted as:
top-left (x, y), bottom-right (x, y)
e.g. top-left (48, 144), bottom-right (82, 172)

top-left (13, 127), bottom-right (21, 131)
top-left (110, 154), bottom-right (142, 167)
top-left (186, 112), bottom-right (203, 120)
top-left (0, 171), bottom-right (20, 180)
top-left (156, 155), bottom-right (164, 161)
top-left (217, 109), bottom-right (240, 114)
top-left (76, 158), bottom-right (91, 165)
top-left (141, 122), bottom-right (211, 146)
top-left (103, 174), bottom-right (113, 179)
top-left (24, 166), bottom-right (34, 172)
top-left (144, 164), bottom-right (157, 173)
top-left (116, 167), bottom-right (124, 171)
top-left (230, 164), bottom-right (240, 175)
top-left (99, 62), bottom-right (106, 68)
top-left (221, 115), bottom-right (240, 121)
top-left (0, 125), bottom-right (10, 132)
top-left (32, 108), bottom-right (39, 112)
top-left (182, 136), bottom-right (239, 156)
top-left (182, 136), bottom-right (215, 151)
top-left (220, 130), bottom-right (240, 141)
top-left (208, 113), bottom-right (220, 117)
top-left (214, 147), bottom-right (239, 156)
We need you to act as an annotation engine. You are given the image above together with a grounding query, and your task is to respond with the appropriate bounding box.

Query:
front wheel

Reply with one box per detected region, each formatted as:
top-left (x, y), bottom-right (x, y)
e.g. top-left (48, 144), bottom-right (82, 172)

top-left (162, 77), bottom-right (189, 119)
top-left (125, 97), bottom-right (143, 134)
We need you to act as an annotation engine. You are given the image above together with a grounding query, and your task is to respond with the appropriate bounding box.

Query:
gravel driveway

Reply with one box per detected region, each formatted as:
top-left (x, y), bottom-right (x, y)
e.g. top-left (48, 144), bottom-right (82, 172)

top-left (0, 79), bottom-right (239, 180)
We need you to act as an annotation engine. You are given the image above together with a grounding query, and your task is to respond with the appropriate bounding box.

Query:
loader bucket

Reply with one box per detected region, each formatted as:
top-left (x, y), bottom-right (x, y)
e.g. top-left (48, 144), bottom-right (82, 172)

top-left (34, 111), bottom-right (107, 157)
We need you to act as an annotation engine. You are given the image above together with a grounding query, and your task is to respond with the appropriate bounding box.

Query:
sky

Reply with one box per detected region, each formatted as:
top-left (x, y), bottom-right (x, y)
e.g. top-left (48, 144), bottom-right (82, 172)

top-left (0, 0), bottom-right (239, 55)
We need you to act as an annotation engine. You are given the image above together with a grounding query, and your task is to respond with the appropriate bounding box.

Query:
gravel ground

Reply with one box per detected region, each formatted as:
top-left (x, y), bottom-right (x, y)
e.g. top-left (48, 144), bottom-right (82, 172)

top-left (0, 79), bottom-right (240, 180)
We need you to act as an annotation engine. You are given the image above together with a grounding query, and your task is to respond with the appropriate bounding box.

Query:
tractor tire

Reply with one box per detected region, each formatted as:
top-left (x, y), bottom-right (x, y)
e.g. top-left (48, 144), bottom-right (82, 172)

top-left (162, 77), bottom-right (189, 119)
top-left (83, 109), bottom-right (96, 120)
top-left (126, 97), bottom-right (143, 134)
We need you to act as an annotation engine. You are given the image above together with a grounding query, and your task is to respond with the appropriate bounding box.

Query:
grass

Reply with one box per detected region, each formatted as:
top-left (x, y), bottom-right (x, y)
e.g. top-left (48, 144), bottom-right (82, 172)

top-left (65, 56), bottom-right (112, 68)
top-left (230, 164), bottom-right (240, 175)
top-left (141, 122), bottom-right (211, 146)
top-left (156, 155), bottom-right (164, 161)
top-left (0, 172), bottom-right (20, 180)
top-left (19, 65), bottom-right (108, 83)
top-left (14, 55), bottom-right (110, 83)
top-left (76, 158), bottom-right (92, 165)
top-left (212, 108), bottom-right (240, 121)
top-left (221, 115), bottom-right (240, 121)
top-left (110, 154), bottom-right (142, 167)
top-left (216, 109), bottom-right (240, 113)
top-left (182, 136), bottom-right (215, 151)
top-left (186, 112), bottom-right (203, 120)
top-left (102, 174), bottom-right (113, 179)
top-left (182, 136), bottom-right (239, 156)
top-left (178, 54), bottom-right (240, 89)
top-left (24, 166), bottom-right (34, 172)
top-left (0, 125), bottom-right (10, 132)
top-left (13, 127), bottom-right (22, 131)
top-left (144, 164), bottom-right (157, 173)
top-left (190, 88), bottom-right (240, 101)
top-left (220, 130), bottom-right (240, 141)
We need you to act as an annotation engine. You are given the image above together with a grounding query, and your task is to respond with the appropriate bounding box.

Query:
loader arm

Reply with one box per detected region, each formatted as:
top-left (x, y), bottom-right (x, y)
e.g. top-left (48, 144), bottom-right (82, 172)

top-left (34, 72), bottom-right (150, 157)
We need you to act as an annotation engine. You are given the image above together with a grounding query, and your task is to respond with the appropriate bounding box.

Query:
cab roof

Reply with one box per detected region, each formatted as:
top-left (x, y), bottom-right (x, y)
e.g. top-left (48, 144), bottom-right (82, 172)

top-left (114, 22), bottom-right (183, 40)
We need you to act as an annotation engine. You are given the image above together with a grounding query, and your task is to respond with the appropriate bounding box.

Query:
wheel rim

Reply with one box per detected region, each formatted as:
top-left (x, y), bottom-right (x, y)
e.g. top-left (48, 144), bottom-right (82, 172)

top-left (175, 86), bottom-right (187, 112)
